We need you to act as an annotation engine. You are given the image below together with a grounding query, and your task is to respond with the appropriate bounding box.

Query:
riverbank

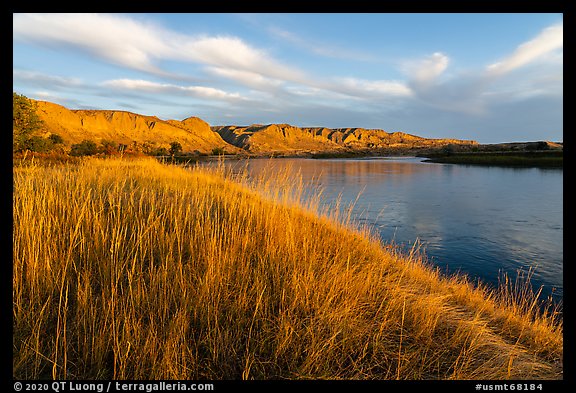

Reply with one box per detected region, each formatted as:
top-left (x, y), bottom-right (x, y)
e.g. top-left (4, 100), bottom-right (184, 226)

top-left (13, 157), bottom-right (562, 379)
top-left (421, 151), bottom-right (563, 168)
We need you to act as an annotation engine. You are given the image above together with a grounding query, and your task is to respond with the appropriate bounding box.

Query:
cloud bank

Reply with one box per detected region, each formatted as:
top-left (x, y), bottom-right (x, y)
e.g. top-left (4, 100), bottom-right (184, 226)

top-left (13, 13), bottom-right (563, 142)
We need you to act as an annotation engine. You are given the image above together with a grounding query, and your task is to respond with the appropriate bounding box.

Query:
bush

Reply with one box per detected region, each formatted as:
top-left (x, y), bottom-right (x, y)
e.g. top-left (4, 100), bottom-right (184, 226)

top-left (22, 136), bottom-right (52, 153)
top-left (71, 140), bottom-right (98, 156)
top-left (20, 134), bottom-right (67, 153)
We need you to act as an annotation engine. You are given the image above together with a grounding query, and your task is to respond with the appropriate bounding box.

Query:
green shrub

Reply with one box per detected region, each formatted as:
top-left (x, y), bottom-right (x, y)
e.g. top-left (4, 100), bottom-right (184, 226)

top-left (22, 136), bottom-right (52, 153)
top-left (70, 140), bottom-right (98, 156)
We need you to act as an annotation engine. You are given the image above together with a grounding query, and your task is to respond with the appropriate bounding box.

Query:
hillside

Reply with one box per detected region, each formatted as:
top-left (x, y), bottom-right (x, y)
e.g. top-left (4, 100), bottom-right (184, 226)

top-left (30, 98), bottom-right (477, 155)
top-left (213, 124), bottom-right (477, 153)
top-left (213, 123), bottom-right (343, 153)
top-left (305, 127), bottom-right (477, 149)
top-left (33, 100), bottom-right (238, 154)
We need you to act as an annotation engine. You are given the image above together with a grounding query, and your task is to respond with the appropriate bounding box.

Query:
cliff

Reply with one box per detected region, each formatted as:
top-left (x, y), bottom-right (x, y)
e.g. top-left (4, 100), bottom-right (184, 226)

top-left (33, 100), bottom-right (237, 154)
top-left (212, 124), bottom-right (342, 153)
top-left (31, 99), bottom-right (477, 155)
top-left (213, 124), bottom-right (477, 153)
top-left (303, 127), bottom-right (476, 149)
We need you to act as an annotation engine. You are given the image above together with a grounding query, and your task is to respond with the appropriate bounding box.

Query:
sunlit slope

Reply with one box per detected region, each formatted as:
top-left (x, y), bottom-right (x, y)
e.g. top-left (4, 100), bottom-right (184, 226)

top-left (33, 100), bottom-right (238, 154)
top-left (13, 158), bottom-right (561, 379)
top-left (214, 124), bottom-right (477, 152)
top-left (304, 127), bottom-right (477, 149)
top-left (213, 123), bottom-right (343, 153)
top-left (31, 98), bottom-right (476, 155)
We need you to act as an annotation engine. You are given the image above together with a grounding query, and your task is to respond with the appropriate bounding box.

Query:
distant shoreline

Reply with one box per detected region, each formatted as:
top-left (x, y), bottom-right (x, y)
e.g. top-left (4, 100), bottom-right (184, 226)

top-left (420, 150), bottom-right (563, 168)
top-left (157, 148), bottom-right (563, 169)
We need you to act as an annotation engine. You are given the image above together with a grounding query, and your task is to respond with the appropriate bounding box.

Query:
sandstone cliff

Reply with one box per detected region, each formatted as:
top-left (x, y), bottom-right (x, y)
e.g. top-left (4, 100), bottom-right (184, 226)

top-left (213, 124), bottom-right (477, 152)
top-left (212, 124), bottom-right (343, 153)
top-left (31, 99), bottom-right (477, 155)
top-left (34, 100), bottom-right (237, 154)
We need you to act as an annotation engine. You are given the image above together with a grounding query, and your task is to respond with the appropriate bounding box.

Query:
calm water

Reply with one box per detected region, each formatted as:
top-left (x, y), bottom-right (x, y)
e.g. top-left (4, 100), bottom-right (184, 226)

top-left (204, 157), bottom-right (563, 302)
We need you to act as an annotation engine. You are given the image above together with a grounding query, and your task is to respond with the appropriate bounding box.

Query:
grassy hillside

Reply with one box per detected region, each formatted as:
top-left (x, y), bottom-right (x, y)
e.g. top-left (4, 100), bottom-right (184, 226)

top-left (13, 158), bottom-right (562, 380)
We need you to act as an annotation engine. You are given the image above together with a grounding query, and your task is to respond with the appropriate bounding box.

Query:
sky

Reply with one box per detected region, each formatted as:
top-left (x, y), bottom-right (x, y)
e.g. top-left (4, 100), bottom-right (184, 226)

top-left (13, 13), bottom-right (563, 143)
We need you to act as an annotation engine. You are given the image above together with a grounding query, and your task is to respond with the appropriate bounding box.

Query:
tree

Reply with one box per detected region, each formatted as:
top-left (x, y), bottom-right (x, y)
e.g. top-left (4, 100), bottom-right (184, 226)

top-left (169, 141), bottom-right (183, 156)
top-left (13, 92), bottom-right (44, 152)
top-left (70, 140), bottom-right (98, 156)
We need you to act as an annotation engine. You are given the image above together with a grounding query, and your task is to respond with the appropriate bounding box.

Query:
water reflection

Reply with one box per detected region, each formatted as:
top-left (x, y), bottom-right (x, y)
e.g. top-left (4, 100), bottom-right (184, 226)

top-left (202, 157), bottom-right (563, 302)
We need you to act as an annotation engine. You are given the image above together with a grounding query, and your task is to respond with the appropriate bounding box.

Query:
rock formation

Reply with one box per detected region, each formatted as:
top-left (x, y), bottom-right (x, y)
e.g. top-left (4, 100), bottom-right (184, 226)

top-left (32, 99), bottom-right (477, 155)
top-left (33, 100), bottom-right (237, 154)
top-left (213, 124), bottom-right (477, 153)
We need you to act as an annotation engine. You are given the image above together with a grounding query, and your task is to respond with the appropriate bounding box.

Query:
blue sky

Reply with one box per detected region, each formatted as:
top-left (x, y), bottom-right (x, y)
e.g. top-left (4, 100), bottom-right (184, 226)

top-left (13, 13), bottom-right (563, 143)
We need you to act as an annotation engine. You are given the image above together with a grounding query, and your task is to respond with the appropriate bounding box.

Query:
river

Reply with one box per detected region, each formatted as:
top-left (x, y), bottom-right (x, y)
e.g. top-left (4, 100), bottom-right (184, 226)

top-left (202, 156), bottom-right (563, 303)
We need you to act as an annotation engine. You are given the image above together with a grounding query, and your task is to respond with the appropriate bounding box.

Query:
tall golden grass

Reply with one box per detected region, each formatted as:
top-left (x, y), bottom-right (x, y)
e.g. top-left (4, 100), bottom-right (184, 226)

top-left (13, 157), bottom-right (562, 380)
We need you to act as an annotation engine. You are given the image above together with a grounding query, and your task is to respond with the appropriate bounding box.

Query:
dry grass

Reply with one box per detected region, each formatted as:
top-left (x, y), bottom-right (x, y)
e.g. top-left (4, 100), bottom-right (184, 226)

top-left (13, 157), bottom-right (562, 380)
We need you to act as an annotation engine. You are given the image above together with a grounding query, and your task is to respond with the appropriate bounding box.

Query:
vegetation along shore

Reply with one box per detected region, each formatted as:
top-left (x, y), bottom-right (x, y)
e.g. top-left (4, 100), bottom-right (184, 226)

top-left (13, 157), bottom-right (562, 380)
top-left (420, 142), bottom-right (563, 168)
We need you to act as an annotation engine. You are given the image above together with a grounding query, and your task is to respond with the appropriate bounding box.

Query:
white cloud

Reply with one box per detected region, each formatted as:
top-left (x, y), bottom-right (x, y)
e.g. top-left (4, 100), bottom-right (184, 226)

top-left (404, 52), bottom-right (450, 84)
top-left (13, 69), bottom-right (83, 88)
top-left (402, 52), bottom-right (485, 114)
top-left (403, 21), bottom-right (563, 117)
top-left (177, 36), bottom-right (305, 83)
top-left (13, 14), bottom-right (562, 142)
top-left (102, 79), bottom-right (243, 101)
top-left (13, 13), bottom-right (417, 111)
top-left (330, 77), bottom-right (413, 99)
top-left (486, 23), bottom-right (563, 76)
top-left (13, 13), bottom-right (409, 104)
top-left (206, 67), bottom-right (284, 91)
top-left (13, 13), bottom-right (305, 83)
top-left (13, 13), bottom-right (170, 74)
